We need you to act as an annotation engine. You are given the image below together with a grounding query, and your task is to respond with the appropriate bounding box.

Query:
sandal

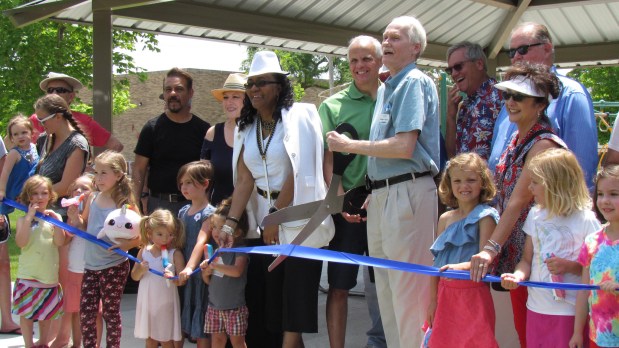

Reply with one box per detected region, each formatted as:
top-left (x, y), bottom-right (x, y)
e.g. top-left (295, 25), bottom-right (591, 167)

top-left (0, 215), bottom-right (9, 244)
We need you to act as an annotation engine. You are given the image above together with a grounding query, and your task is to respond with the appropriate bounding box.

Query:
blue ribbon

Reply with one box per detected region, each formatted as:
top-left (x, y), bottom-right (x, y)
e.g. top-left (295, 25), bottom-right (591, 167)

top-left (3, 198), bottom-right (204, 279)
top-left (221, 244), bottom-right (603, 291)
top-left (5, 198), bottom-right (608, 291)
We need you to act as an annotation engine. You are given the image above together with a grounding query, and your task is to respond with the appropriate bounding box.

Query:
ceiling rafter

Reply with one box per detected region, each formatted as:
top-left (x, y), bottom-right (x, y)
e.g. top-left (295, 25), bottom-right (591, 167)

top-left (486, 0), bottom-right (531, 59)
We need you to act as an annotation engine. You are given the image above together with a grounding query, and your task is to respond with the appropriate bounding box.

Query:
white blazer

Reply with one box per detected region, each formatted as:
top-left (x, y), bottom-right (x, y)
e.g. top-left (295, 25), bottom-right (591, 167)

top-left (232, 103), bottom-right (335, 248)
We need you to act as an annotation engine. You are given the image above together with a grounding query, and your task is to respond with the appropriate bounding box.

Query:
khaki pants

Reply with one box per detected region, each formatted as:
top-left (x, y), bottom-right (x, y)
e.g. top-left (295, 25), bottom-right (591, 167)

top-left (367, 175), bottom-right (437, 348)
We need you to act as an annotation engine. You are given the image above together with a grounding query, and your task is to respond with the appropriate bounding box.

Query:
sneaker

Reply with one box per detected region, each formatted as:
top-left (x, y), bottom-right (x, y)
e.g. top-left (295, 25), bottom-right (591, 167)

top-left (0, 215), bottom-right (9, 244)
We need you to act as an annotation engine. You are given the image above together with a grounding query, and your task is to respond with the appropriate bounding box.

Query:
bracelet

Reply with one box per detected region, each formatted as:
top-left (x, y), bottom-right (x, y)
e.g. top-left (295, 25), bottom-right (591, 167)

top-left (141, 192), bottom-right (149, 198)
top-left (485, 239), bottom-right (501, 254)
top-left (226, 216), bottom-right (239, 224)
top-left (483, 245), bottom-right (498, 255)
top-left (221, 224), bottom-right (234, 236)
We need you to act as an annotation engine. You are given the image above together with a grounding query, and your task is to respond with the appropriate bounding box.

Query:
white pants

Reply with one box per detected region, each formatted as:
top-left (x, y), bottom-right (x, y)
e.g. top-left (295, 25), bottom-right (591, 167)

top-left (367, 176), bottom-right (437, 348)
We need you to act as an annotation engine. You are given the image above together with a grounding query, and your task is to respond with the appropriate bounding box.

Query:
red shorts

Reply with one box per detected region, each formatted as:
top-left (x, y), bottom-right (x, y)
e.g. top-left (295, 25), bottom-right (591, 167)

top-left (204, 305), bottom-right (248, 336)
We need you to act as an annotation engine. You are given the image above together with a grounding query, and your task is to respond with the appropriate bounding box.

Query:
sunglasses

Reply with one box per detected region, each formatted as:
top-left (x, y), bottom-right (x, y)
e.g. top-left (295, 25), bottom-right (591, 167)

top-left (37, 113), bottom-right (56, 124)
top-left (508, 42), bottom-right (544, 58)
top-left (47, 87), bottom-right (73, 94)
top-left (444, 59), bottom-right (475, 75)
top-left (244, 80), bottom-right (278, 89)
top-left (501, 91), bottom-right (529, 102)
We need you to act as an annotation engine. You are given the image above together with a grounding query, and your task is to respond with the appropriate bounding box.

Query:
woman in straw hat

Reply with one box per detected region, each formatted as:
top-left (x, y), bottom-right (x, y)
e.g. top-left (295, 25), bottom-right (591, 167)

top-left (220, 51), bottom-right (334, 348)
top-left (201, 73), bottom-right (247, 206)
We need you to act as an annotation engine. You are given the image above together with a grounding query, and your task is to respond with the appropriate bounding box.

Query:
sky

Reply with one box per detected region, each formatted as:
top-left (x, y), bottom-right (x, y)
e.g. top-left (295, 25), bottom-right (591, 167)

top-left (129, 35), bottom-right (248, 72)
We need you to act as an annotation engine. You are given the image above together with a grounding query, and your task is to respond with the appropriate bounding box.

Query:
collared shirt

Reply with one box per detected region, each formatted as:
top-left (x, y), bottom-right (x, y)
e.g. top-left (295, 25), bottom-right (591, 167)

top-left (367, 62), bottom-right (440, 180)
top-left (489, 66), bottom-right (597, 189)
top-left (456, 77), bottom-right (503, 159)
top-left (319, 82), bottom-right (377, 190)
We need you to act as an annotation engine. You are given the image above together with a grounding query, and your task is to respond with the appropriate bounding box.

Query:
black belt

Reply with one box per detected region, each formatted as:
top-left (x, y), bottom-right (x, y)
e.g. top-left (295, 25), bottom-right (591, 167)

top-left (149, 192), bottom-right (184, 203)
top-left (256, 187), bottom-right (279, 200)
top-left (365, 172), bottom-right (431, 191)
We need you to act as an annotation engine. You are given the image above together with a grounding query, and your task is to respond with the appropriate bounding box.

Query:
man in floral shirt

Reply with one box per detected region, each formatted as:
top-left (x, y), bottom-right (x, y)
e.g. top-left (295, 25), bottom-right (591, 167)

top-left (445, 42), bottom-right (503, 159)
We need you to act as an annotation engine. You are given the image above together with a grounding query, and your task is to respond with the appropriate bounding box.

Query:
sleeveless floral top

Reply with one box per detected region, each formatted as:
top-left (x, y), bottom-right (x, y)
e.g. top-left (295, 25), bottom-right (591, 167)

top-left (493, 121), bottom-right (565, 274)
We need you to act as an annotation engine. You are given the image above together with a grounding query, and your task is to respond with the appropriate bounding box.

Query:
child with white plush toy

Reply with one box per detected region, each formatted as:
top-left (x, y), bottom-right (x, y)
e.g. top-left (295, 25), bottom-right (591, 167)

top-left (68, 150), bottom-right (141, 348)
top-left (132, 209), bottom-right (186, 347)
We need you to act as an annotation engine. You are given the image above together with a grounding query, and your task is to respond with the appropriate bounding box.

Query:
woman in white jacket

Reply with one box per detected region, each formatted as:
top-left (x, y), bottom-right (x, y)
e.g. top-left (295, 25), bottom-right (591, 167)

top-left (223, 51), bottom-right (334, 348)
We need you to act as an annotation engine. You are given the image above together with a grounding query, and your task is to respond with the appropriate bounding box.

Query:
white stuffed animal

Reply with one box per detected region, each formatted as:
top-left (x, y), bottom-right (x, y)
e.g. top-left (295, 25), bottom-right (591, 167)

top-left (97, 204), bottom-right (141, 244)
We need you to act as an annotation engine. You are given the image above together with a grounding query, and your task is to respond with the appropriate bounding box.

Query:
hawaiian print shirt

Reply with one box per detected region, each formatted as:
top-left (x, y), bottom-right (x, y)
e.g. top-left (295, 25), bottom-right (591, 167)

top-left (456, 78), bottom-right (503, 160)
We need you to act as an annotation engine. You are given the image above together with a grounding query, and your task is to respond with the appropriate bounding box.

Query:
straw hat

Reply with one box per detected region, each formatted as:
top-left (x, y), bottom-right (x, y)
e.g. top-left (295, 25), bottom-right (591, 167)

top-left (211, 73), bottom-right (247, 101)
top-left (39, 72), bottom-right (84, 92)
top-left (247, 51), bottom-right (289, 78)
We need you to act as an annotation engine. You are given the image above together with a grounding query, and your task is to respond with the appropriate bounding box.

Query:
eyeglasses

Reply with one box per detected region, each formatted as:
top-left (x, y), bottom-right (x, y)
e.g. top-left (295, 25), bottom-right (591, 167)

top-left (508, 43), bottom-right (544, 58)
top-left (244, 80), bottom-right (279, 89)
top-left (501, 91), bottom-right (529, 102)
top-left (444, 60), bottom-right (474, 75)
top-left (37, 113), bottom-right (56, 124)
top-left (46, 87), bottom-right (73, 94)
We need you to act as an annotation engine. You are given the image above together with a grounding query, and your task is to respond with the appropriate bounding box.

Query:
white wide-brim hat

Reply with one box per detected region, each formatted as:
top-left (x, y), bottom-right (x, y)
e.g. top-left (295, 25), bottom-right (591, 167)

top-left (211, 73), bottom-right (247, 101)
top-left (247, 51), bottom-right (289, 78)
top-left (39, 72), bottom-right (84, 92)
top-left (494, 76), bottom-right (544, 98)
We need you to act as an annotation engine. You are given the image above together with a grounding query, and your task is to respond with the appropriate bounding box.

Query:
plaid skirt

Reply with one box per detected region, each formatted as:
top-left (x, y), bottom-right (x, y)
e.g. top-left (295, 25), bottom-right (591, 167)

top-left (12, 278), bottom-right (64, 320)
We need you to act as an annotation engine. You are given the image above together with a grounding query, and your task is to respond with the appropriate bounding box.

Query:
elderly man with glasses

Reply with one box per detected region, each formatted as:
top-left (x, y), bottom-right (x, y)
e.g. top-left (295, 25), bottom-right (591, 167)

top-left (28, 72), bottom-right (124, 151)
top-left (444, 41), bottom-right (503, 160)
top-left (488, 22), bottom-right (597, 189)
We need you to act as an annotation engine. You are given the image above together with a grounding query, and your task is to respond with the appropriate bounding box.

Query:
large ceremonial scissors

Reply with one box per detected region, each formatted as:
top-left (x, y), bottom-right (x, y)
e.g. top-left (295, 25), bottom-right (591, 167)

top-left (262, 123), bottom-right (368, 271)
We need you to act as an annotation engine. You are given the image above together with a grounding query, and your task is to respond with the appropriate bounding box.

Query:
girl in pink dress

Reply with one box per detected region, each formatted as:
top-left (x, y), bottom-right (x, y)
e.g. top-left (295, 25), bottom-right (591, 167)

top-left (427, 153), bottom-right (499, 347)
top-left (132, 209), bottom-right (186, 348)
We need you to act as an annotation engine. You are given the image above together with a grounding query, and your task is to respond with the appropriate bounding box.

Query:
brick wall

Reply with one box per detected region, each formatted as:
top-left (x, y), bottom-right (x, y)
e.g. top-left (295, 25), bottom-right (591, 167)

top-left (94, 69), bottom-right (325, 160)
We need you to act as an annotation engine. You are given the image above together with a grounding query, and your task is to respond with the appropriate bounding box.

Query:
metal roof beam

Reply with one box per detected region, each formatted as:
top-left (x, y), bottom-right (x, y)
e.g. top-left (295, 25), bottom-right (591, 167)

top-left (92, 0), bottom-right (174, 11)
top-left (486, 0), bottom-right (531, 59)
top-left (529, 0), bottom-right (617, 10)
top-left (114, 2), bottom-right (452, 61)
top-left (468, 0), bottom-right (516, 10)
top-left (3, 0), bottom-right (87, 27)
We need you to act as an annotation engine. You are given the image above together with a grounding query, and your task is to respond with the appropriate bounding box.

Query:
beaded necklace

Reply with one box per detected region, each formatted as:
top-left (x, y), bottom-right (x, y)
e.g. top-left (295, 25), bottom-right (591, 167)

top-left (256, 117), bottom-right (277, 160)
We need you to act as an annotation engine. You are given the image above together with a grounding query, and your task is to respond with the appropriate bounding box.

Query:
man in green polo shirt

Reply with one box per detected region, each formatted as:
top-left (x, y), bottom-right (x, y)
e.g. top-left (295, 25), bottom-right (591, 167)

top-left (319, 35), bottom-right (385, 348)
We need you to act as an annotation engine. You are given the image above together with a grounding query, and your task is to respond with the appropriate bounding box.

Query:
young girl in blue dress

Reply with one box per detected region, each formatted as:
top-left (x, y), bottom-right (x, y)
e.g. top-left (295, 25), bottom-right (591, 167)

top-left (176, 160), bottom-right (216, 347)
top-left (427, 152), bottom-right (499, 347)
top-left (0, 115), bottom-right (39, 221)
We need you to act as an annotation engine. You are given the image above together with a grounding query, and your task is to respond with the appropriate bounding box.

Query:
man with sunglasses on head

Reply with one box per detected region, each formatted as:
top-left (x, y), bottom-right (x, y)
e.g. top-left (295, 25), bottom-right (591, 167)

top-left (488, 22), bottom-right (597, 189)
top-left (445, 42), bottom-right (503, 160)
top-left (29, 72), bottom-right (124, 151)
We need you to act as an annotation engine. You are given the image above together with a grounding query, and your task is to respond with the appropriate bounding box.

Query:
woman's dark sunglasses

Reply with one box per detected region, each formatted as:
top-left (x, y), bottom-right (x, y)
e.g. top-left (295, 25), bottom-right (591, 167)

top-left (508, 42), bottom-right (544, 58)
top-left (501, 91), bottom-right (528, 102)
top-left (244, 80), bottom-right (278, 89)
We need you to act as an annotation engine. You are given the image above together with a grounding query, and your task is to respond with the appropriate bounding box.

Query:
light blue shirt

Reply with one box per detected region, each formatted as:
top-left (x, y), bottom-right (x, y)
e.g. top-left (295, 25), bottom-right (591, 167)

top-left (367, 62), bottom-right (440, 180)
top-left (489, 66), bottom-right (597, 189)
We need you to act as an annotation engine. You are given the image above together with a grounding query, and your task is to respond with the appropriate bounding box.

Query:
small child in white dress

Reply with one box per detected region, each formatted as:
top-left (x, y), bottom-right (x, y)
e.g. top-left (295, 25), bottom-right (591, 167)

top-left (132, 209), bottom-right (186, 348)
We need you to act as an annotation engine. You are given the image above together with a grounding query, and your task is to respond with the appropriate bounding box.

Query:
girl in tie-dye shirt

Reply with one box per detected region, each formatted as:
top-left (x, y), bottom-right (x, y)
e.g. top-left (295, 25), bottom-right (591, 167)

top-left (570, 165), bottom-right (619, 348)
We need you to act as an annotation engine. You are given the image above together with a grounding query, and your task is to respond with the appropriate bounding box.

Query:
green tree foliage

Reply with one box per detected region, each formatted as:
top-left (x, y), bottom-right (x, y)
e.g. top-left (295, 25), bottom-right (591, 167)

top-left (0, 0), bottom-right (159, 127)
top-left (241, 47), bottom-right (351, 100)
top-left (568, 67), bottom-right (619, 144)
top-left (568, 67), bottom-right (619, 105)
